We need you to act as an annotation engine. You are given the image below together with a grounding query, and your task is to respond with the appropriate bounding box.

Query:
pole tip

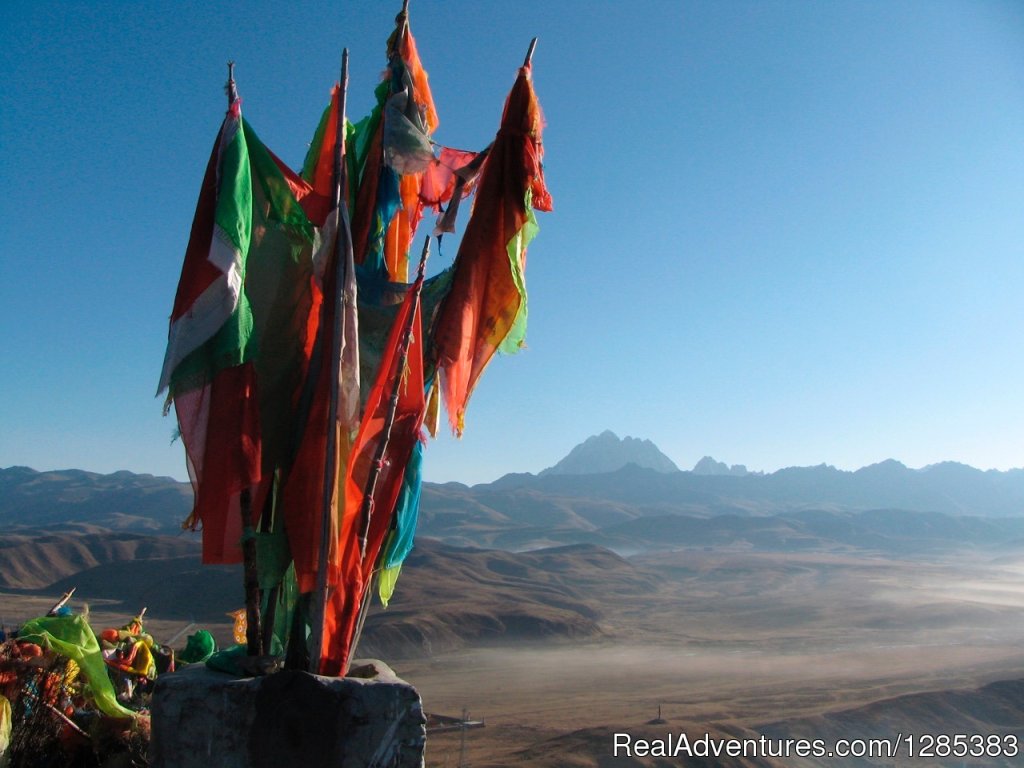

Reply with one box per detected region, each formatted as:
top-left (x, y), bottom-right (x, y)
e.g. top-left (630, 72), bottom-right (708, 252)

top-left (225, 61), bottom-right (239, 104)
top-left (524, 37), bottom-right (538, 67)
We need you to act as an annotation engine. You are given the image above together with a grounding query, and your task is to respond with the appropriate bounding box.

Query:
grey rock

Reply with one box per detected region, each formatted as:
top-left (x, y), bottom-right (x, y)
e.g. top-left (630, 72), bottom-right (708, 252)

top-left (149, 660), bottom-right (425, 768)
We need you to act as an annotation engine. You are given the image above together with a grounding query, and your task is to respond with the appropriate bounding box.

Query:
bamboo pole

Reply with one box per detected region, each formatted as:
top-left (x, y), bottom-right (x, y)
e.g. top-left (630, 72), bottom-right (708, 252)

top-left (398, 0), bottom-right (411, 37)
top-left (46, 588), bottom-right (75, 616)
top-left (355, 0), bottom-right (425, 562)
top-left (165, 622), bottom-right (197, 647)
top-left (226, 61), bottom-right (238, 104)
top-left (348, 576), bottom-right (375, 662)
top-left (346, 236), bottom-right (430, 668)
top-left (389, 0), bottom-right (411, 60)
top-left (309, 48), bottom-right (351, 674)
top-left (524, 37), bottom-right (538, 67)
top-left (357, 235), bottom-right (430, 561)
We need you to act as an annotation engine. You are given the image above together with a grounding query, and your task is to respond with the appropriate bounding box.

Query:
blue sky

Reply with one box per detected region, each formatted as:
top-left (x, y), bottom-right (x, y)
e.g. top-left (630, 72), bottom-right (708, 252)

top-left (2, 1), bottom-right (1023, 484)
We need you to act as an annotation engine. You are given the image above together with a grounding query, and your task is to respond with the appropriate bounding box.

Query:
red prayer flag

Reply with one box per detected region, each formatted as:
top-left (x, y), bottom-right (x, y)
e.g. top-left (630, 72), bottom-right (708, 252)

top-left (430, 64), bottom-right (552, 435)
top-left (176, 364), bottom-right (261, 563)
top-left (317, 276), bottom-right (426, 675)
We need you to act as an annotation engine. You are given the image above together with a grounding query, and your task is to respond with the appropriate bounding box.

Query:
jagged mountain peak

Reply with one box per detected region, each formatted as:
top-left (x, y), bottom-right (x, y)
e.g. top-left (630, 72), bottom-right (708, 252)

top-left (539, 432), bottom-right (679, 476)
top-left (692, 456), bottom-right (750, 477)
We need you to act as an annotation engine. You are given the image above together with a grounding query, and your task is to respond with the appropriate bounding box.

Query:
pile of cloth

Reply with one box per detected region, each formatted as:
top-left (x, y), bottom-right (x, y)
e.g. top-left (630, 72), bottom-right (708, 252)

top-left (0, 606), bottom-right (217, 768)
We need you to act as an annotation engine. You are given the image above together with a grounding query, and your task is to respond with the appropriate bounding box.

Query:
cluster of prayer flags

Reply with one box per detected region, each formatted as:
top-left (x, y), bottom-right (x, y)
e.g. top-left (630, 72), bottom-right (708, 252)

top-left (158, 9), bottom-right (550, 675)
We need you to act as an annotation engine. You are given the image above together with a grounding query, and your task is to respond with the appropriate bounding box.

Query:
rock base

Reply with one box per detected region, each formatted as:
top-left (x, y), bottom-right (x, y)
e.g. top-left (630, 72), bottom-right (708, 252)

top-left (149, 660), bottom-right (425, 768)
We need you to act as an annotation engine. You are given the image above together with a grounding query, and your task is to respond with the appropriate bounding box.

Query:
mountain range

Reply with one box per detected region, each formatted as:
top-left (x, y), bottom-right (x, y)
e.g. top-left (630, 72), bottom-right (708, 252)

top-left (4, 432), bottom-right (1024, 552)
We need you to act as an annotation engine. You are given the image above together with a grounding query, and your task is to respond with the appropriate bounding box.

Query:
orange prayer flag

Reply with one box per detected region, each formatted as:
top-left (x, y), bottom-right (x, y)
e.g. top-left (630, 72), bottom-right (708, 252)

top-left (318, 273), bottom-right (426, 675)
top-left (430, 64), bottom-right (552, 435)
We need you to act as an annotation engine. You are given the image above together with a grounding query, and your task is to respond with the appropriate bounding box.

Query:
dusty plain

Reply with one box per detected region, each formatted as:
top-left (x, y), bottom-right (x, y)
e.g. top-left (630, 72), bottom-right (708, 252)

top-left (4, 537), bottom-right (1024, 766)
top-left (392, 548), bottom-right (1024, 766)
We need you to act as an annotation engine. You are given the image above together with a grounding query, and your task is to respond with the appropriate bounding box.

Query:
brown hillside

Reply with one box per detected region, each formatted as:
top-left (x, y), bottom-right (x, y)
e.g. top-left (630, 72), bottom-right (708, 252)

top-left (0, 530), bottom-right (650, 656)
top-left (358, 540), bottom-right (658, 658)
top-left (760, 678), bottom-right (1024, 767)
top-left (0, 528), bottom-right (199, 589)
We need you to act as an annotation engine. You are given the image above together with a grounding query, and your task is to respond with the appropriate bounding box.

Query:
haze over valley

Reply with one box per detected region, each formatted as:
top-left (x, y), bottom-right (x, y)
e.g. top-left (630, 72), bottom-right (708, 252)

top-left (4, 432), bottom-right (1024, 765)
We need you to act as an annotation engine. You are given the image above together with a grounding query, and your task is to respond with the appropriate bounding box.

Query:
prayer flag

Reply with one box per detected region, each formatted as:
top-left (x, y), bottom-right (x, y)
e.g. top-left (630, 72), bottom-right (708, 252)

top-left (160, 98), bottom-right (320, 563)
top-left (431, 64), bottom-right (552, 435)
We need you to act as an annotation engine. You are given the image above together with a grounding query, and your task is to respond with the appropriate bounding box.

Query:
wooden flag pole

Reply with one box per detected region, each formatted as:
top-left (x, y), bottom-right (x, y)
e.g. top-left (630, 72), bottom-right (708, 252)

top-left (240, 488), bottom-right (263, 656)
top-left (347, 235), bottom-right (430, 666)
top-left (224, 62), bottom-right (264, 659)
top-left (309, 48), bottom-right (351, 675)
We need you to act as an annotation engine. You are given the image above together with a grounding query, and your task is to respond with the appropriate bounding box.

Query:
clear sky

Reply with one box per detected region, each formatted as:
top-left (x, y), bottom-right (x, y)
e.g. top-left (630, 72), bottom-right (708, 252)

top-left (2, 1), bottom-right (1023, 485)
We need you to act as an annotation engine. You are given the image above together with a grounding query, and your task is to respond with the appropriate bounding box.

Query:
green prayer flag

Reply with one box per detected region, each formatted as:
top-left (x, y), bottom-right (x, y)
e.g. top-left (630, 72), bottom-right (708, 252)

top-left (18, 615), bottom-right (135, 720)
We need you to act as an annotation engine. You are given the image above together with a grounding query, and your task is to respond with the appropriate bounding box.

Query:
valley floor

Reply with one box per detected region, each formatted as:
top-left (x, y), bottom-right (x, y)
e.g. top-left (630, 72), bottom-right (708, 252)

top-left (4, 546), bottom-right (1024, 766)
top-left (394, 548), bottom-right (1024, 766)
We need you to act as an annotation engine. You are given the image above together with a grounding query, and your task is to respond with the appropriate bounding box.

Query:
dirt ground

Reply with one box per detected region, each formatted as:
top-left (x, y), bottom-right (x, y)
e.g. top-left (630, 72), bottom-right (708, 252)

top-left (392, 549), bottom-right (1024, 766)
top-left (4, 547), bottom-right (1024, 766)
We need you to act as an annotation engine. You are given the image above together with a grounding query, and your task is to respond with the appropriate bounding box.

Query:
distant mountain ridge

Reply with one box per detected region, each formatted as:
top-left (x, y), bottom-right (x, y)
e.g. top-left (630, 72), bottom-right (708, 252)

top-left (0, 465), bottom-right (191, 534)
top-left (4, 446), bottom-right (1024, 551)
top-left (693, 455), bottom-right (754, 477)
top-left (487, 459), bottom-right (1024, 518)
